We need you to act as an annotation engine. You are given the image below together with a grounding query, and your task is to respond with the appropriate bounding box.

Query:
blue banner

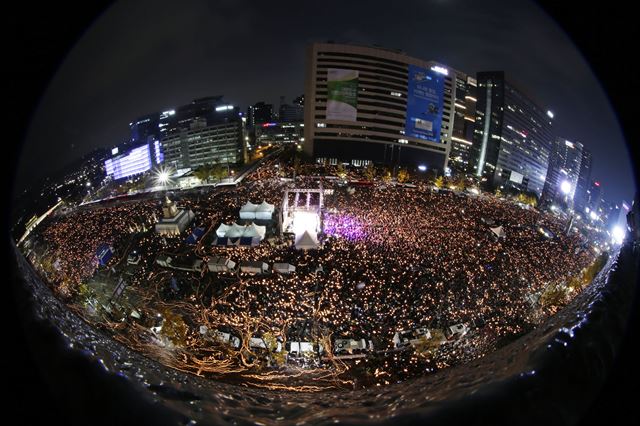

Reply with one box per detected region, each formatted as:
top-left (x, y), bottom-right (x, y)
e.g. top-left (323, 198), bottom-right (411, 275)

top-left (405, 65), bottom-right (445, 142)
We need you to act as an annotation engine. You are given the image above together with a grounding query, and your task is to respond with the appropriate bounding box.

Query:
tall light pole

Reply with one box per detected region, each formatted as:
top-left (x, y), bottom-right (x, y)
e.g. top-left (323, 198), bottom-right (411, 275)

top-left (154, 165), bottom-right (173, 192)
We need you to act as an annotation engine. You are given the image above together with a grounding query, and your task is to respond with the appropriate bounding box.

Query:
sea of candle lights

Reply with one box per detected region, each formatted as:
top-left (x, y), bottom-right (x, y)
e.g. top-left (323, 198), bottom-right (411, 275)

top-left (30, 157), bottom-right (595, 390)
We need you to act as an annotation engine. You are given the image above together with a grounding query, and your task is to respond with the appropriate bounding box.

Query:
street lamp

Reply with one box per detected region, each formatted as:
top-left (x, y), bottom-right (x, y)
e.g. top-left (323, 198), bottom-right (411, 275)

top-left (154, 166), bottom-right (173, 189)
top-left (611, 225), bottom-right (626, 245)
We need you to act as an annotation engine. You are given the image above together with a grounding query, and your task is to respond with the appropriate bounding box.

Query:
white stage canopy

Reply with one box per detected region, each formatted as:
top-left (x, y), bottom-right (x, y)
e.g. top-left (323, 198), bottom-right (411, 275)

top-left (295, 229), bottom-right (319, 250)
top-left (243, 223), bottom-right (266, 239)
top-left (215, 223), bottom-right (230, 238)
top-left (239, 201), bottom-right (259, 220)
top-left (226, 222), bottom-right (248, 238)
top-left (216, 222), bottom-right (266, 241)
top-left (255, 200), bottom-right (275, 220)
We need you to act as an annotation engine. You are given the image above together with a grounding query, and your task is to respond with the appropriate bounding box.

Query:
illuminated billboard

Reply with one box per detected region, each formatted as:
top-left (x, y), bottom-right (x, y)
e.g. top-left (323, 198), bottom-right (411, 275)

top-left (405, 65), bottom-right (444, 142)
top-left (105, 144), bottom-right (153, 180)
top-left (326, 68), bottom-right (358, 121)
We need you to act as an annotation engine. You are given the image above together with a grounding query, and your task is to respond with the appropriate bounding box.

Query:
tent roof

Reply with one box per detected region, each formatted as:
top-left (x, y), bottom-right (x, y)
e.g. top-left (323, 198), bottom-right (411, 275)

top-left (490, 226), bottom-right (506, 238)
top-left (216, 222), bottom-right (230, 233)
top-left (295, 230), bottom-right (319, 249)
top-left (226, 223), bottom-right (247, 238)
top-left (243, 222), bottom-right (266, 238)
top-left (273, 263), bottom-right (295, 272)
top-left (256, 200), bottom-right (275, 212)
top-left (240, 201), bottom-right (259, 212)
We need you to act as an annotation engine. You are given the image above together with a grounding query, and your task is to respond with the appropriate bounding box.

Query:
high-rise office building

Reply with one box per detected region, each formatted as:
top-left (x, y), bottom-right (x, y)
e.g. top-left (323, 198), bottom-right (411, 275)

top-left (129, 113), bottom-right (160, 145)
top-left (293, 95), bottom-right (304, 106)
top-left (573, 147), bottom-right (592, 213)
top-left (471, 71), bottom-right (554, 197)
top-left (247, 102), bottom-right (274, 127)
top-left (304, 42), bottom-right (459, 171)
top-left (586, 180), bottom-right (603, 212)
top-left (541, 137), bottom-right (585, 209)
top-left (448, 74), bottom-right (477, 174)
top-left (279, 99), bottom-right (304, 122)
top-left (161, 115), bottom-right (244, 170)
top-left (104, 140), bottom-right (164, 181)
top-left (131, 96), bottom-right (235, 142)
top-left (255, 122), bottom-right (304, 146)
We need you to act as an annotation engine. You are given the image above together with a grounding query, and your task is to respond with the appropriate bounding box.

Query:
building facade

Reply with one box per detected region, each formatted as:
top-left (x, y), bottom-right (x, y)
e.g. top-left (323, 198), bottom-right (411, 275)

top-left (573, 147), bottom-right (592, 213)
top-left (279, 103), bottom-right (304, 122)
top-left (471, 71), bottom-right (554, 197)
top-left (304, 43), bottom-right (459, 172)
top-left (247, 102), bottom-right (274, 128)
top-left (161, 119), bottom-right (244, 170)
top-left (586, 180), bottom-right (603, 214)
top-left (104, 140), bottom-right (164, 180)
top-left (448, 73), bottom-right (477, 174)
top-left (129, 113), bottom-right (160, 145)
top-left (255, 122), bottom-right (304, 146)
top-left (541, 137), bottom-right (586, 209)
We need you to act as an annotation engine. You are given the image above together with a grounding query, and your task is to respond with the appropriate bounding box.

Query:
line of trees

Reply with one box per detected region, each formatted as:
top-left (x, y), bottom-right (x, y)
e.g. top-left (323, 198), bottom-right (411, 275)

top-left (193, 163), bottom-right (228, 182)
top-left (540, 251), bottom-right (610, 308)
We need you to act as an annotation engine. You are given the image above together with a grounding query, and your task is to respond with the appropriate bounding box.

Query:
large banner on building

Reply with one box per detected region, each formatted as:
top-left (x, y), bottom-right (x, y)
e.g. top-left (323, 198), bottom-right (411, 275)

top-left (326, 68), bottom-right (358, 121)
top-left (405, 65), bottom-right (444, 142)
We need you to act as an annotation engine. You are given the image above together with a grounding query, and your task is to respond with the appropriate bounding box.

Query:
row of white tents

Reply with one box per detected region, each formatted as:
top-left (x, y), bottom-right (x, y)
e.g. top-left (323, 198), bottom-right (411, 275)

top-left (198, 327), bottom-right (375, 358)
top-left (238, 261), bottom-right (296, 274)
top-left (239, 201), bottom-right (276, 220)
top-left (216, 222), bottom-right (267, 240)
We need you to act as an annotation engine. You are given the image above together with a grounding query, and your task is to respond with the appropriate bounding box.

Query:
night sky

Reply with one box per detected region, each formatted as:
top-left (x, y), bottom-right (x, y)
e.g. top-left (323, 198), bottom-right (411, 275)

top-left (12, 0), bottom-right (636, 204)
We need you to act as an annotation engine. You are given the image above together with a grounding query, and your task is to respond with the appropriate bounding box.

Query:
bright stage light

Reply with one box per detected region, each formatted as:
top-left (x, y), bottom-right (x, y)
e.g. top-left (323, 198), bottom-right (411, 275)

top-left (560, 180), bottom-right (572, 195)
top-left (611, 225), bottom-right (625, 245)
top-left (292, 211), bottom-right (319, 236)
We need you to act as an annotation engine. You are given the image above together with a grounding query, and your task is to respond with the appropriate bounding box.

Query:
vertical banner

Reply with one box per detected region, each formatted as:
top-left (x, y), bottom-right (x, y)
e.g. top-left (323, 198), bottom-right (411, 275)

top-left (326, 68), bottom-right (358, 121)
top-left (405, 65), bottom-right (444, 142)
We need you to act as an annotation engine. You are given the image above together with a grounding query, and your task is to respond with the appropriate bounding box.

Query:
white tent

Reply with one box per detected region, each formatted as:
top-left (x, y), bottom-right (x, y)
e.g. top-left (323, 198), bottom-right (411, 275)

top-left (289, 341), bottom-right (315, 354)
top-left (273, 263), bottom-right (296, 274)
top-left (295, 230), bottom-right (319, 250)
top-left (255, 200), bottom-right (275, 220)
top-left (490, 226), bottom-right (506, 239)
top-left (239, 261), bottom-right (269, 274)
top-left (215, 223), bottom-right (230, 238)
top-left (226, 222), bottom-right (247, 238)
top-left (447, 323), bottom-right (469, 338)
top-left (243, 223), bottom-right (266, 240)
top-left (249, 337), bottom-right (267, 349)
top-left (239, 201), bottom-right (259, 219)
top-left (334, 338), bottom-right (369, 354)
top-left (207, 256), bottom-right (236, 272)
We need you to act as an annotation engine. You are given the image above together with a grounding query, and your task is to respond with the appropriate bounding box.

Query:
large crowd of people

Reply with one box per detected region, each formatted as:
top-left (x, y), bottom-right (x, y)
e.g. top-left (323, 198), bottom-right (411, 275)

top-left (30, 157), bottom-right (595, 387)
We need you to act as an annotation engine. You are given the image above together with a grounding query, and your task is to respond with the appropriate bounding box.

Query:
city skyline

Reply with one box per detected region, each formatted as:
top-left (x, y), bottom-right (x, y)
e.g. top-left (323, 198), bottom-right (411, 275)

top-left (13, 0), bottom-right (636, 206)
top-left (7, 2), bottom-right (640, 424)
